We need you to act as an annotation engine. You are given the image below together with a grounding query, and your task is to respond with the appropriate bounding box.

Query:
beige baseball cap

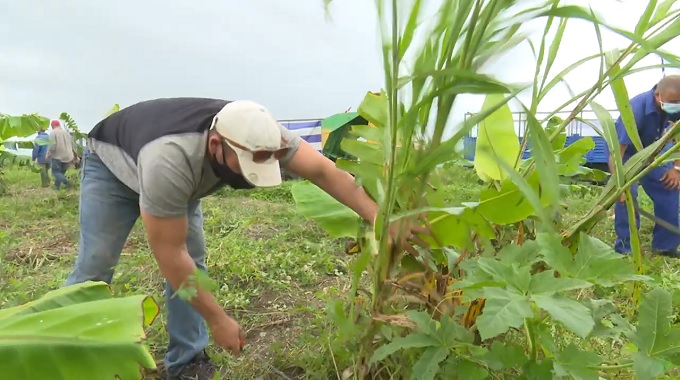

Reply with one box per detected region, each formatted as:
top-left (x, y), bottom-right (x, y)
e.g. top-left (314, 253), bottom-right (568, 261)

top-left (211, 100), bottom-right (290, 187)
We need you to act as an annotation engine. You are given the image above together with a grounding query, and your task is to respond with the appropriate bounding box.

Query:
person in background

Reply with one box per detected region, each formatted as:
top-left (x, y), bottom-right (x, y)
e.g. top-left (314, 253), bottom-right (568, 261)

top-left (45, 119), bottom-right (77, 190)
top-left (31, 129), bottom-right (51, 188)
top-left (613, 75), bottom-right (680, 258)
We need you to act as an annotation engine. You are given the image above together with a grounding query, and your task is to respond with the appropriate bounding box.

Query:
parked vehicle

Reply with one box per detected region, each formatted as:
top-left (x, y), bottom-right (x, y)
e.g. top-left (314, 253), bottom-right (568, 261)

top-left (462, 110), bottom-right (615, 173)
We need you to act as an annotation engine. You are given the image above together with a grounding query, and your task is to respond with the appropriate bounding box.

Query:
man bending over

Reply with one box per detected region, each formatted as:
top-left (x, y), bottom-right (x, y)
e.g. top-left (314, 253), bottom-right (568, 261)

top-left (64, 98), bottom-right (426, 379)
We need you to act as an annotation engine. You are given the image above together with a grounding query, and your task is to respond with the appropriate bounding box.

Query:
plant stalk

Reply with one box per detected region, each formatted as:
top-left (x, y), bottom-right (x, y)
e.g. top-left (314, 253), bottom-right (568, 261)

top-left (523, 319), bottom-right (538, 361)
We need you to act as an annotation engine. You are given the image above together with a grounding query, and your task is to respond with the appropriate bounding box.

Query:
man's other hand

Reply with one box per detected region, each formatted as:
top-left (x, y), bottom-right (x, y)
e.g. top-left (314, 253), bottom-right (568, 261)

top-left (387, 217), bottom-right (431, 257)
top-left (661, 168), bottom-right (680, 190)
top-left (209, 313), bottom-right (244, 355)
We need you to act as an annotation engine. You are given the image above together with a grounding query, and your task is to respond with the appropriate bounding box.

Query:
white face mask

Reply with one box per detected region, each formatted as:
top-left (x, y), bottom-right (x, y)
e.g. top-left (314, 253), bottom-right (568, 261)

top-left (661, 101), bottom-right (680, 115)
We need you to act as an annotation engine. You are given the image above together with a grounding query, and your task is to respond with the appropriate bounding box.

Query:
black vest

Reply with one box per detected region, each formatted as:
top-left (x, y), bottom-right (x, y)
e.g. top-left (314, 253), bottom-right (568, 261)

top-left (89, 97), bottom-right (255, 190)
top-left (89, 97), bottom-right (229, 162)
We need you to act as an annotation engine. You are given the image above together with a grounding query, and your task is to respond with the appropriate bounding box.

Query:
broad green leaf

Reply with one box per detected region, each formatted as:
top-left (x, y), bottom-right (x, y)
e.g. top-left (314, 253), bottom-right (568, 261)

top-left (369, 333), bottom-right (438, 363)
top-left (340, 139), bottom-right (383, 165)
top-left (410, 346), bottom-right (449, 380)
top-left (605, 50), bottom-right (643, 152)
top-left (483, 341), bottom-right (528, 370)
top-left (0, 114), bottom-right (49, 140)
top-left (454, 359), bottom-right (489, 380)
top-left (532, 294), bottom-right (594, 338)
top-left (557, 137), bottom-right (595, 175)
top-left (474, 94), bottom-right (520, 182)
top-left (476, 287), bottom-right (532, 340)
top-left (334, 159), bottom-right (382, 202)
top-left (437, 315), bottom-right (476, 344)
top-left (391, 203), bottom-right (494, 249)
top-left (545, 116), bottom-right (566, 150)
top-left (523, 359), bottom-right (555, 379)
top-left (634, 351), bottom-right (666, 380)
top-left (348, 124), bottom-right (384, 143)
top-left (495, 159), bottom-right (553, 230)
top-left (630, 287), bottom-right (680, 367)
top-left (0, 282), bottom-right (113, 319)
top-left (528, 270), bottom-right (592, 295)
top-left (584, 299), bottom-right (633, 338)
top-left (478, 170), bottom-right (541, 225)
top-left (325, 299), bottom-right (356, 340)
top-left (476, 257), bottom-right (531, 293)
top-left (406, 310), bottom-right (438, 336)
top-left (357, 91), bottom-right (388, 129)
top-left (496, 241), bottom-right (542, 267)
top-left (553, 344), bottom-right (602, 380)
top-left (573, 233), bottom-right (651, 285)
top-left (0, 283), bottom-right (159, 380)
top-left (542, 232), bottom-right (650, 286)
top-left (291, 180), bottom-right (361, 238)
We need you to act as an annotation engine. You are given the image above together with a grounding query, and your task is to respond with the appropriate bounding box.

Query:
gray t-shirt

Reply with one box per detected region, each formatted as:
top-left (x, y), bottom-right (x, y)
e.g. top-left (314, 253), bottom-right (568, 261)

top-left (87, 98), bottom-right (301, 218)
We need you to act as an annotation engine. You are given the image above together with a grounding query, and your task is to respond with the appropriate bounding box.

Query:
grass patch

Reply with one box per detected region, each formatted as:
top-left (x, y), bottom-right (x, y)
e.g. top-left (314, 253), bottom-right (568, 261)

top-left (1, 165), bottom-right (680, 379)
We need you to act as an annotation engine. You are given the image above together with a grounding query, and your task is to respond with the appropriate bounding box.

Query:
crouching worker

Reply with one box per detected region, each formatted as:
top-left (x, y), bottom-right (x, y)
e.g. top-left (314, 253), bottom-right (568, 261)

top-left (64, 98), bottom-right (428, 379)
top-left (613, 75), bottom-right (680, 258)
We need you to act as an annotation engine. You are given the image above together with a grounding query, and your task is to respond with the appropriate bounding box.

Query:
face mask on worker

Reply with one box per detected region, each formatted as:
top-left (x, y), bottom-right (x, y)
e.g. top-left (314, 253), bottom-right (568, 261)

top-left (661, 101), bottom-right (680, 115)
top-left (209, 142), bottom-right (253, 189)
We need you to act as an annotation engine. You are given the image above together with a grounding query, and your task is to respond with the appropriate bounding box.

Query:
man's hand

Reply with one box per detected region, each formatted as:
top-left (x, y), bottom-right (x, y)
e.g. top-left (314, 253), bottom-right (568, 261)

top-left (661, 167), bottom-right (680, 190)
top-left (386, 217), bottom-right (430, 256)
top-left (208, 313), bottom-right (244, 355)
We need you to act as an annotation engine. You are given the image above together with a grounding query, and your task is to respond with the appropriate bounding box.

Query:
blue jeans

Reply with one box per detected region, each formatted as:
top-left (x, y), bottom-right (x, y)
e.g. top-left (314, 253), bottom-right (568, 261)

top-left (51, 159), bottom-right (70, 189)
top-left (614, 164), bottom-right (680, 253)
top-left (64, 150), bottom-right (209, 376)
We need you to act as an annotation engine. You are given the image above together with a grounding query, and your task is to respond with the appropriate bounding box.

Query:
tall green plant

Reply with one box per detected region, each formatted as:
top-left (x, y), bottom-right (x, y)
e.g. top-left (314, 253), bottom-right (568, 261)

top-left (295, 0), bottom-right (680, 378)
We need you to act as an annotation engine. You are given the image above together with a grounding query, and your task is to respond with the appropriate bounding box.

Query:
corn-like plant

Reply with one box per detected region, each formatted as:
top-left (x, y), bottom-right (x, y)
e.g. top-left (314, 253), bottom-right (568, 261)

top-left (294, 0), bottom-right (680, 378)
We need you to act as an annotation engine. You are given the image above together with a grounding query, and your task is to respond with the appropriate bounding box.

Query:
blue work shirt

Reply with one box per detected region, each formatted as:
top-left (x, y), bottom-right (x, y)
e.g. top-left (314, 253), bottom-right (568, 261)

top-left (31, 132), bottom-right (50, 164)
top-left (616, 85), bottom-right (680, 162)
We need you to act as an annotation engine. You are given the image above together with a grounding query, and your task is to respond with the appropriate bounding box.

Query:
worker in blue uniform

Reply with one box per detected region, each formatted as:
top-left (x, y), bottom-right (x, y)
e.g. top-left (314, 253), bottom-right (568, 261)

top-left (613, 75), bottom-right (680, 258)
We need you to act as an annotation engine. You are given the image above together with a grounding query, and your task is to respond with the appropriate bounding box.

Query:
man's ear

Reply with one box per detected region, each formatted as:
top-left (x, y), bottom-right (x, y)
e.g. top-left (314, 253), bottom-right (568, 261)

top-left (206, 133), bottom-right (220, 155)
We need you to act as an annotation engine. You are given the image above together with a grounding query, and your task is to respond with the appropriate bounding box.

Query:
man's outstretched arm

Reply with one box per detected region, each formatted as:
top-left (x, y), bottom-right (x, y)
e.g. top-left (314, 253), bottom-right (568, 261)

top-left (285, 141), bottom-right (429, 255)
top-left (285, 141), bottom-right (378, 222)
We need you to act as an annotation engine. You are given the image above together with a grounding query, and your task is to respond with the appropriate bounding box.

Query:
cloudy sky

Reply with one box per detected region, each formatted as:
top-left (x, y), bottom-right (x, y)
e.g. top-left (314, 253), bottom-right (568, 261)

top-left (2, 0), bottom-right (678, 137)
